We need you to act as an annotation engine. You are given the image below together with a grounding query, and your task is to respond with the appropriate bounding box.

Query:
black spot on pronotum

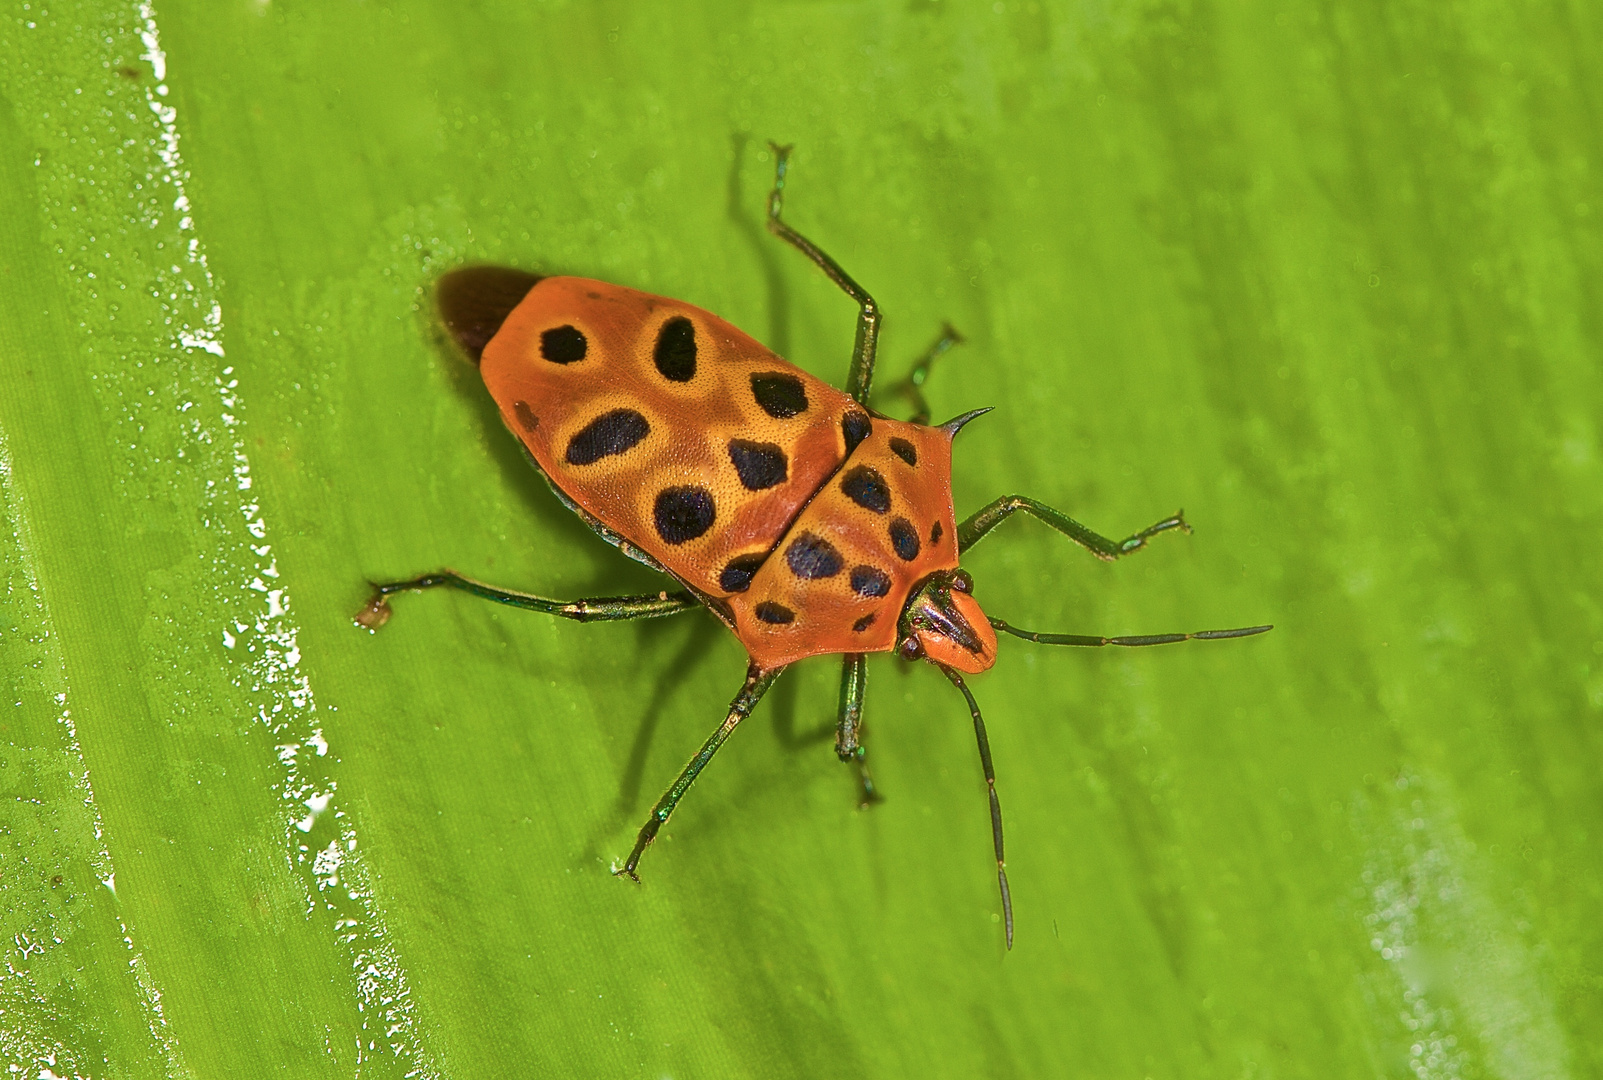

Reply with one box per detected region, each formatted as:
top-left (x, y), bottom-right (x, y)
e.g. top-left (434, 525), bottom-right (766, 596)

top-left (889, 437), bottom-right (918, 466)
top-left (512, 400), bottom-right (539, 434)
top-left (565, 408), bottom-right (650, 465)
top-left (754, 601), bottom-right (795, 625)
top-left (842, 411), bottom-right (872, 453)
top-left (719, 552), bottom-right (767, 593)
top-left (436, 266), bottom-right (543, 364)
top-left (654, 316), bottom-right (697, 381)
top-left (930, 520), bottom-right (943, 544)
top-left (853, 613), bottom-right (877, 633)
top-left (840, 465), bottom-right (891, 514)
top-left (889, 517), bottom-right (921, 561)
top-left (750, 372), bottom-right (809, 419)
top-left (850, 565), bottom-right (891, 598)
top-left (541, 324), bottom-right (588, 364)
top-left (653, 486), bottom-right (717, 545)
top-left (785, 532), bottom-right (843, 580)
top-left (727, 440), bottom-right (788, 491)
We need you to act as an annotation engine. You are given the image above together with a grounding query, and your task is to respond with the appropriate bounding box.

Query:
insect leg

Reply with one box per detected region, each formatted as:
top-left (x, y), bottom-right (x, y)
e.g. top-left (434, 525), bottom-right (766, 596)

top-left (617, 662), bottom-right (786, 880)
top-left (957, 496), bottom-right (1190, 561)
top-left (765, 142), bottom-right (882, 405)
top-left (835, 653), bottom-right (881, 806)
top-left (940, 666), bottom-right (1013, 950)
top-left (990, 619), bottom-right (1273, 648)
top-left (878, 323), bottom-right (964, 425)
top-left (354, 570), bottom-right (698, 630)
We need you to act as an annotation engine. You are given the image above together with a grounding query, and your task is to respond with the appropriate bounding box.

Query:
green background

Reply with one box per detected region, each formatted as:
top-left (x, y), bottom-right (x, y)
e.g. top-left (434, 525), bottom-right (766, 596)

top-left (2, 0), bottom-right (1599, 1076)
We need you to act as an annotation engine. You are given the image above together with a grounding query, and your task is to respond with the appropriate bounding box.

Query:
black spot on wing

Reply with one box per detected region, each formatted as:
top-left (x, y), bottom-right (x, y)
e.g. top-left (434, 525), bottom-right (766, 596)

top-left (930, 520), bottom-right (943, 544)
top-left (654, 316), bottom-right (697, 381)
top-left (565, 409), bottom-right (649, 465)
top-left (785, 532), bottom-right (843, 580)
top-left (852, 613), bottom-right (877, 633)
top-left (842, 411), bottom-right (872, 453)
top-left (541, 324), bottom-right (588, 364)
top-left (751, 372), bottom-right (809, 419)
top-left (727, 440), bottom-right (788, 491)
top-left (889, 437), bottom-right (918, 466)
top-left (840, 465), bottom-right (891, 514)
top-left (754, 601), bottom-right (795, 625)
top-left (850, 565), bottom-right (891, 598)
top-left (653, 486), bottom-right (717, 545)
top-left (889, 517), bottom-right (921, 561)
top-left (719, 552), bottom-right (767, 593)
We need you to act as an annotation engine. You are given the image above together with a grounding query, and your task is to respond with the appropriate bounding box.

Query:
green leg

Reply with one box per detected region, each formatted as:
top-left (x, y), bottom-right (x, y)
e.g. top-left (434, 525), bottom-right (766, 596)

top-left (354, 570), bottom-right (699, 629)
top-left (957, 496), bottom-right (1190, 561)
top-left (618, 662), bottom-right (786, 880)
top-left (766, 143), bottom-right (881, 405)
top-left (879, 322), bottom-right (964, 425)
top-left (835, 653), bottom-right (880, 805)
top-left (940, 666), bottom-right (1013, 950)
top-left (990, 619), bottom-right (1273, 648)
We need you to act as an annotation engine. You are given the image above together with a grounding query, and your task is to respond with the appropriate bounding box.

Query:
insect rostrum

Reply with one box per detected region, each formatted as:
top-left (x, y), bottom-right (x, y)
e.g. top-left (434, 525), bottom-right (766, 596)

top-left (359, 145), bottom-right (1270, 951)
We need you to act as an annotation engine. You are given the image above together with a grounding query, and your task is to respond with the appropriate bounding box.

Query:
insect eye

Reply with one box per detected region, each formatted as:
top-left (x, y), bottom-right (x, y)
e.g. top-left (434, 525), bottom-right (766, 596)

top-left (951, 570), bottom-right (973, 594)
top-left (898, 636), bottom-right (924, 661)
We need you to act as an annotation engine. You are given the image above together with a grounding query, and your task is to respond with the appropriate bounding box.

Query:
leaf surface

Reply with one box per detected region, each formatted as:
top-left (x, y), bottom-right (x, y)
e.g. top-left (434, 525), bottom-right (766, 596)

top-left (1, 2), bottom-right (1599, 1077)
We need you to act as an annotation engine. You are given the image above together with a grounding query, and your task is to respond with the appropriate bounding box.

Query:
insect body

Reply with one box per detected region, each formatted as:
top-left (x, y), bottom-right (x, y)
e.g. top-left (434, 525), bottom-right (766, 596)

top-left (361, 146), bottom-right (1270, 949)
top-left (475, 273), bottom-right (987, 672)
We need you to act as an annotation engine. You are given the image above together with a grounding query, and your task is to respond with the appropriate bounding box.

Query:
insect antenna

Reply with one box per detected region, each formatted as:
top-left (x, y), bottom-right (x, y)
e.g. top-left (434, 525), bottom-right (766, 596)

top-left (989, 619), bottom-right (1272, 648)
top-left (939, 665), bottom-right (1013, 950)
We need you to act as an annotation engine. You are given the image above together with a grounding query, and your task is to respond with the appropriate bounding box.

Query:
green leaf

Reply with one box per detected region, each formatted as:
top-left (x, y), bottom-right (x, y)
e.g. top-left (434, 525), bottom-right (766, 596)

top-left (2, 1), bottom-right (1599, 1077)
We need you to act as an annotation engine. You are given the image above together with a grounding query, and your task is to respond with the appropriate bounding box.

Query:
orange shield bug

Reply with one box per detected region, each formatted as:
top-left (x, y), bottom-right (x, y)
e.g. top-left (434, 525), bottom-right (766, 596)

top-left (359, 145), bottom-right (1270, 949)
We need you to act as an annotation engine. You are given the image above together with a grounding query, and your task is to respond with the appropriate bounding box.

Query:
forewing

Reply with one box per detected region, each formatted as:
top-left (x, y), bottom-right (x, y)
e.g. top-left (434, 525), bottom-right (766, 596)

top-left (478, 277), bottom-right (866, 598)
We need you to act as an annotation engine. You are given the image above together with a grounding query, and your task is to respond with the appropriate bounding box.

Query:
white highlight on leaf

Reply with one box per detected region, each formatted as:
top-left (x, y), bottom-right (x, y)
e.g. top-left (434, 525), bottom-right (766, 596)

top-left (131, 4), bottom-right (442, 1075)
top-left (1357, 772), bottom-right (1573, 1080)
top-left (0, 425), bottom-right (187, 1079)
